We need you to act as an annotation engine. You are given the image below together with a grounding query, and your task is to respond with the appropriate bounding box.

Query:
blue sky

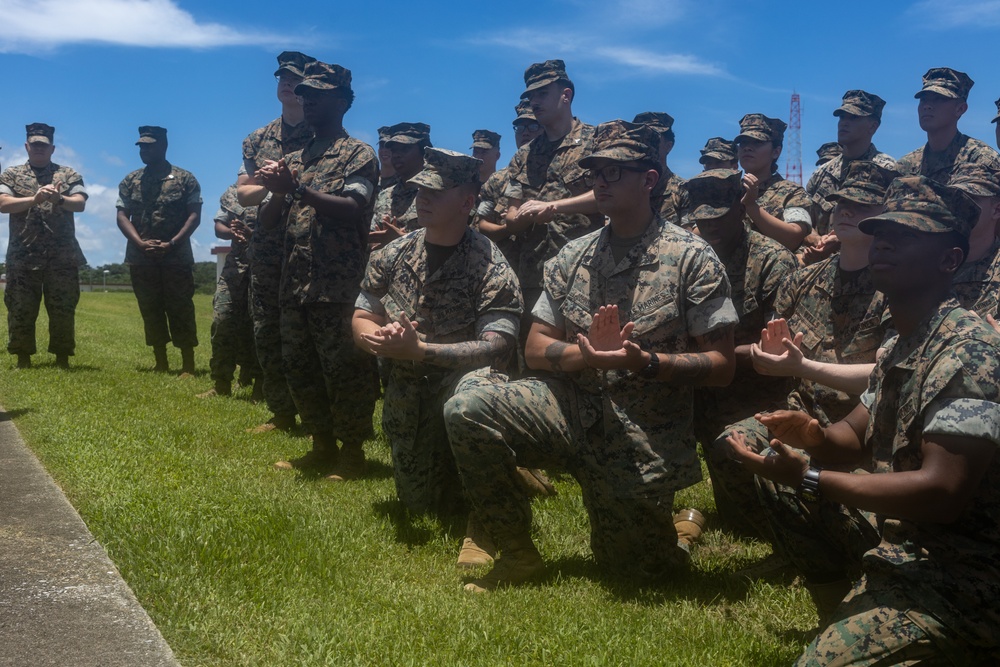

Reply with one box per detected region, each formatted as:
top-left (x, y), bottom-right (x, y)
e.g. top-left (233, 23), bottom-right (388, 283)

top-left (1, 0), bottom-right (997, 267)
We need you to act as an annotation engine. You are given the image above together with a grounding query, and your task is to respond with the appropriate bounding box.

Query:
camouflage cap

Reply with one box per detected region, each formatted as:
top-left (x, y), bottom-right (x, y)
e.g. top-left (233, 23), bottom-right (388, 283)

top-left (833, 90), bottom-right (886, 120)
top-left (26, 123), bottom-right (55, 144)
top-left (578, 120), bottom-right (660, 168)
top-left (815, 141), bottom-right (842, 166)
top-left (735, 113), bottom-right (787, 144)
top-left (408, 147), bottom-right (482, 191)
top-left (992, 97), bottom-right (1000, 124)
top-left (514, 100), bottom-right (536, 122)
top-left (294, 60), bottom-right (352, 94)
top-left (915, 67), bottom-right (974, 100)
top-left (826, 161), bottom-right (899, 206)
top-left (632, 112), bottom-right (674, 134)
top-left (949, 163), bottom-right (1000, 198)
top-left (858, 176), bottom-right (980, 239)
top-left (136, 126), bottom-right (167, 145)
top-left (471, 129), bottom-right (501, 150)
top-left (699, 137), bottom-right (738, 164)
top-left (522, 59), bottom-right (569, 98)
top-left (274, 51), bottom-right (316, 78)
top-left (377, 126), bottom-right (392, 144)
top-left (685, 169), bottom-right (744, 221)
top-left (385, 122), bottom-right (431, 145)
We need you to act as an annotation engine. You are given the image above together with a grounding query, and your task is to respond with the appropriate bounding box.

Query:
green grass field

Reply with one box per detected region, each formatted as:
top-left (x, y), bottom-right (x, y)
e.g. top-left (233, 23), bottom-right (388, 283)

top-left (0, 292), bottom-right (819, 666)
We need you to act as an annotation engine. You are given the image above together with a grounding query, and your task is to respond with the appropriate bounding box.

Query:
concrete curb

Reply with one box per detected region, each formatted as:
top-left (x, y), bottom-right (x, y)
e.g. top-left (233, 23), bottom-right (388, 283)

top-left (0, 408), bottom-right (181, 667)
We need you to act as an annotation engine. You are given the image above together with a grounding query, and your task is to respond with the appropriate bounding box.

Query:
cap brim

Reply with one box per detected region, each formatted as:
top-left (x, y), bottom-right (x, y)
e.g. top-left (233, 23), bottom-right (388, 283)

top-left (135, 138), bottom-right (159, 144)
top-left (274, 66), bottom-right (305, 78)
top-left (27, 136), bottom-right (52, 145)
top-left (386, 136), bottom-right (422, 146)
top-left (857, 211), bottom-right (951, 235)
top-left (826, 188), bottom-right (884, 206)
top-left (471, 142), bottom-right (495, 150)
top-left (293, 81), bottom-right (347, 95)
top-left (407, 171), bottom-right (447, 191)
top-left (520, 76), bottom-right (559, 99)
top-left (578, 150), bottom-right (647, 168)
top-left (915, 86), bottom-right (961, 99)
top-left (735, 131), bottom-right (770, 143)
top-left (688, 204), bottom-right (734, 221)
top-left (699, 152), bottom-right (734, 163)
top-left (833, 105), bottom-right (870, 117)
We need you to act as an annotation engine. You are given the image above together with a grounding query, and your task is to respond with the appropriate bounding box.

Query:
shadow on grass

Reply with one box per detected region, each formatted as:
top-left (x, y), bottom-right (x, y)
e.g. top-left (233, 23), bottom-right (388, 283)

top-left (372, 498), bottom-right (465, 547)
top-left (0, 408), bottom-right (31, 422)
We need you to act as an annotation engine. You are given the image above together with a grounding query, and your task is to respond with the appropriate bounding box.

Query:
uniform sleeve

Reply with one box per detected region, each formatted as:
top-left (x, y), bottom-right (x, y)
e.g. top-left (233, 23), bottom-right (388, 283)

top-left (355, 289), bottom-right (385, 315)
top-left (116, 174), bottom-right (134, 210)
top-left (759, 246), bottom-right (799, 315)
top-left (474, 247), bottom-right (524, 336)
top-left (682, 243), bottom-right (739, 336)
top-left (531, 290), bottom-right (564, 329)
top-left (922, 339), bottom-right (1000, 446)
top-left (183, 173), bottom-right (203, 206)
top-left (0, 167), bottom-right (14, 197)
top-left (503, 149), bottom-right (527, 200)
top-left (341, 146), bottom-right (378, 205)
top-left (60, 167), bottom-right (87, 198)
top-left (360, 244), bottom-right (391, 300)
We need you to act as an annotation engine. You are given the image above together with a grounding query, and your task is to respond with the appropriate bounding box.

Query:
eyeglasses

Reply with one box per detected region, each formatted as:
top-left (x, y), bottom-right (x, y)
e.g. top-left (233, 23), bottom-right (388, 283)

top-left (275, 75), bottom-right (302, 86)
top-left (583, 165), bottom-right (648, 187)
top-left (513, 123), bottom-right (541, 133)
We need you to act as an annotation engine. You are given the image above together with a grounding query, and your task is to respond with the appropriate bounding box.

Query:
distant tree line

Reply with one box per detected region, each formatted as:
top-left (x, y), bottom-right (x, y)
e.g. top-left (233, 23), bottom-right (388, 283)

top-left (72, 262), bottom-right (219, 295)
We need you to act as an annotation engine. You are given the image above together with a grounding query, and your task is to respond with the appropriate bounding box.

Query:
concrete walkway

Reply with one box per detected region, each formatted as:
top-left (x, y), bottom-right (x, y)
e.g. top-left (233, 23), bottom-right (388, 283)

top-left (0, 408), bottom-right (180, 667)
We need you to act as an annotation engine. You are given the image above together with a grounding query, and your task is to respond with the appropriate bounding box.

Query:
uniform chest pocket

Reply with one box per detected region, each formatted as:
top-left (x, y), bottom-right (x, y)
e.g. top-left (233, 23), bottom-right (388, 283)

top-left (842, 316), bottom-right (883, 360)
top-left (631, 291), bottom-right (680, 338)
top-left (431, 299), bottom-right (478, 339)
top-left (561, 294), bottom-right (594, 334)
top-left (560, 164), bottom-right (589, 196)
top-left (381, 291), bottom-right (412, 324)
top-left (307, 175), bottom-right (344, 195)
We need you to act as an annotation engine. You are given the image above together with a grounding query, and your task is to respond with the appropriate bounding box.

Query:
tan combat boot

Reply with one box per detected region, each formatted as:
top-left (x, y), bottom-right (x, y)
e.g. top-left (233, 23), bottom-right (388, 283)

top-left (515, 467), bottom-right (557, 497)
top-left (464, 534), bottom-right (544, 593)
top-left (456, 514), bottom-right (497, 569)
top-left (325, 443), bottom-right (365, 481)
top-left (673, 508), bottom-right (706, 548)
top-left (274, 434), bottom-right (338, 474)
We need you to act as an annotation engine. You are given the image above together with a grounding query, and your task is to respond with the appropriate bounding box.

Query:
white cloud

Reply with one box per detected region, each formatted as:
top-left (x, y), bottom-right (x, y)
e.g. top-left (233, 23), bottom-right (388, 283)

top-left (0, 0), bottom-right (294, 52)
top-left (907, 0), bottom-right (1000, 28)
top-left (474, 28), bottom-right (724, 78)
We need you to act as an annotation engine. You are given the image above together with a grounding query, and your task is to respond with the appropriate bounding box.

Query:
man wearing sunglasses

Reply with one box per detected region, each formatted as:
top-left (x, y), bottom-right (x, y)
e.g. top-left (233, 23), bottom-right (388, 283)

top-left (446, 120), bottom-right (737, 592)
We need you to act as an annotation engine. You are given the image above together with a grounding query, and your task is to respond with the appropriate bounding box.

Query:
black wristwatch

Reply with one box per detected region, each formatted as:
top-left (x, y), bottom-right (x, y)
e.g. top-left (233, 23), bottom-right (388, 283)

top-left (292, 182), bottom-right (307, 201)
top-left (798, 465), bottom-right (822, 502)
top-left (638, 350), bottom-right (660, 379)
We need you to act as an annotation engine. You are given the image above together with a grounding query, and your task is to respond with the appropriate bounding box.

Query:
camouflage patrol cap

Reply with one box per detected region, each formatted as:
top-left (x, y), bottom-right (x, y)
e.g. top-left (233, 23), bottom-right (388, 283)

top-left (522, 59), bottom-right (569, 98)
top-left (826, 161), bottom-right (898, 206)
top-left (408, 147), bottom-right (482, 191)
top-left (949, 163), bottom-right (1000, 198)
top-left (815, 142), bottom-right (842, 166)
top-left (834, 90), bottom-right (886, 120)
top-left (514, 100), bottom-right (536, 122)
top-left (385, 122), bottom-right (431, 146)
top-left (992, 97), bottom-right (1000, 124)
top-left (736, 114), bottom-right (787, 144)
top-left (685, 169), bottom-right (744, 221)
top-left (699, 137), bottom-right (738, 164)
top-left (26, 123), bottom-right (55, 144)
top-left (915, 67), bottom-right (974, 100)
top-left (632, 112), bottom-right (674, 134)
top-left (294, 60), bottom-right (352, 94)
top-left (578, 120), bottom-right (659, 168)
top-left (274, 51), bottom-right (316, 78)
top-left (136, 126), bottom-right (167, 144)
top-left (858, 176), bottom-right (980, 239)
top-left (377, 126), bottom-right (392, 144)
top-left (471, 130), bottom-right (501, 150)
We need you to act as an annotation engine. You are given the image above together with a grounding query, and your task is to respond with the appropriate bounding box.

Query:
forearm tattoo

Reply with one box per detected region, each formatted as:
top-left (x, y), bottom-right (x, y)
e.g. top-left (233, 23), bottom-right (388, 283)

top-left (544, 340), bottom-right (572, 372)
top-left (423, 332), bottom-right (511, 369)
top-left (661, 353), bottom-right (714, 385)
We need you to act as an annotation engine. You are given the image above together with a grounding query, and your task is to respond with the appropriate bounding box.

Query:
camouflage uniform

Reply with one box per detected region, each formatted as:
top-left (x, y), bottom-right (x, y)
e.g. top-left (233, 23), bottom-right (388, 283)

top-left (242, 116), bottom-right (312, 418)
top-left (812, 142), bottom-right (842, 168)
top-left (898, 68), bottom-right (1000, 182)
top-left (207, 185), bottom-right (259, 385)
top-left (807, 145), bottom-right (897, 236)
top-left (117, 151), bottom-right (202, 349)
top-left (745, 172), bottom-right (812, 234)
top-left (445, 217), bottom-right (738, 574)
top-left (0, 150), bottom-right (87, 357)
top-left (474, 165), bottom-right (518, 264)
top-left (359, 223), bottom-right (522, 514)
top-left (787, 300), bottom-right (1000, 665)
top-left (371, 180), bottom-right (419, 233)
top-left (278, 117), bottom-right (379, 445)
top-left (652, 169), bottom-right (689, 226)
top-left (504, 117), bottom-right (602, 310)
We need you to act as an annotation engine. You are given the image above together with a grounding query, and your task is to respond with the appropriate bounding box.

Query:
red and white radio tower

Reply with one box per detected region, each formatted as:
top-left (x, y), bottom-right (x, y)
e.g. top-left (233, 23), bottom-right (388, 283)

top-left (785, 91), bottom-right (803, 186)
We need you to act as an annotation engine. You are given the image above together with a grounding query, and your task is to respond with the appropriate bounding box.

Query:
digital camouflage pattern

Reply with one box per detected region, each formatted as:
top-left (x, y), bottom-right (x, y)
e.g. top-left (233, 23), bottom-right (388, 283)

top-left (858, 175), bottom-right (980, 238)
top-left (208, 185), bottom-right (259, 384)
top-left (280, 131), bottom-right (378, 306)
top-left (474, 166), bottom-right (519, 264)
top-left (278, 131), bottom-right (378, 441)
top-left (700, 137), bottom-right (738, 165)
top-left (813, 142), bottom-right (842, 167)
top-left (135, 125), bottom-right (167, 144)
top-left (914, 66), bottom-right (974, 99)
top-left (685, 168), bottom-right (742, 221)
top-left (471, 129), bottom-right (501, 150)
top-left (128, 264), bottom-right (198, 348)
top-left (736, 113), bottom-right (786, 144)
top-left (652, 170), bottom-right (689, 225)
top-left (445, 219), bottom-right (737, 574)
top-left (116, 162), bottom-right (202, 266)
top-left (4, 264), bottom-right (81, 356)
top-left (833, 90), bottom-right (886, 120)
top-left (806, 146), bottom-right (897, 234)
top-left (744, 172), bottom-right (812, 233)
top-left (823, 160), bottom-right (899, 208)
top-left (293, 60), bottom-right (351, 94)
top-left (950, 239), bottom-right (1000, 318)
top-left (274, 51), bottom-right (315, 78)
top-left (521, 59), bottom-right (568, 97)
top-left (0, 161), bottom-right (87, 269)
top-left (242, 116), bottom-right (312, 419)
top-left (25, 122), bottom-right (54, 144)
top-left (384, 122), bottom-right (431, 145)
top-left (503, 118), bottom-right (603, 291)
top-left (693, 228), bottom-right (798, 448)
top-left (360, 227), bottom-right (523, 513)
top-left (371, 179), bottom-right (419, 233)
top-left (896, 131), bottom-right (1000, 184)
top-left (408, 147), bottom-right (481, 190)
top-left (579, 119), bottom-right (659, 167)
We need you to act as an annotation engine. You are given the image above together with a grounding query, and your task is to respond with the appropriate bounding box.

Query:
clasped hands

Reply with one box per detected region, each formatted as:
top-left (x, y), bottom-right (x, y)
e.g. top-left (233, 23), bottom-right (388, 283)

top-left (576, 304), bottom-right (647, 371)
top-left (256, 159), bottom-right (299, 195)
top-left (361, 312), bottom-right (425, 361)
